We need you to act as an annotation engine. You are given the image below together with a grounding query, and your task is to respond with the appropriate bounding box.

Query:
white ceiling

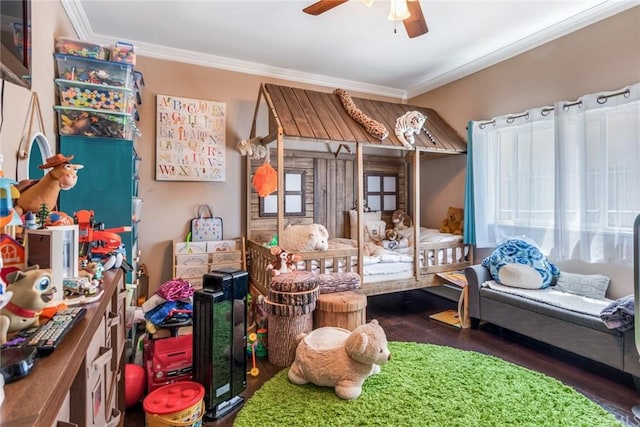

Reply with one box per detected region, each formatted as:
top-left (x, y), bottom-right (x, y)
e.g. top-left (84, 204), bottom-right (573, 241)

top-left (62, 0), bottom-right (638, 99)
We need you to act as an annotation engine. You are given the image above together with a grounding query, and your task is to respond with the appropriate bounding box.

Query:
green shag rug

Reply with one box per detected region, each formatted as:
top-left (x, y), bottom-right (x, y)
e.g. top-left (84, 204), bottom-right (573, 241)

top-left (234, 342), bottom-right (621, 427)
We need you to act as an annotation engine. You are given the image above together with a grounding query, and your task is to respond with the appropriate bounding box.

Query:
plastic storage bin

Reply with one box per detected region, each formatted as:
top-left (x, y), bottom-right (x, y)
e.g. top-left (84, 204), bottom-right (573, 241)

top-left (56, 79), bottom-right (134, 113)
top-left (55, 37), bottom-right (108, 60)
top-left (110, 41), bottom-right (136, 65)
top-left (54, 53), bottom-right (134, 88)
top-left (55, 106), bottom-right (134, 139)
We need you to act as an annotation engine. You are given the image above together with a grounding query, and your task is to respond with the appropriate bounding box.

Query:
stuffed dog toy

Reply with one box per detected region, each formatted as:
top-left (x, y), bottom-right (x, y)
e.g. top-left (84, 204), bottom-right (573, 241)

top-left (0, 266), bottom-right (56, 344)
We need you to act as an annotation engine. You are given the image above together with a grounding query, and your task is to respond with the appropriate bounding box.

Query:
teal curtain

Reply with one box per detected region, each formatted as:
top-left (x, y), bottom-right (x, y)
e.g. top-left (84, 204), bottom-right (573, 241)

top-left (463, 121), bottom-right (475, 245)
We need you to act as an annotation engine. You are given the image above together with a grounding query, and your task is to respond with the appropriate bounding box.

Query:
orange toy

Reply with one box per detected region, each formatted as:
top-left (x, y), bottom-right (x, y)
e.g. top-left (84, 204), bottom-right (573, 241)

top-left (252, 162), bottom-right (277, 197)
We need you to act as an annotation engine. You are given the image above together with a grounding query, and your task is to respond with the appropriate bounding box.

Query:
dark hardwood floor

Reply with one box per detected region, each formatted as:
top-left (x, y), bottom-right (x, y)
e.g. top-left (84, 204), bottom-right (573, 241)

top-left (125, 291), bottom-right (640, 426)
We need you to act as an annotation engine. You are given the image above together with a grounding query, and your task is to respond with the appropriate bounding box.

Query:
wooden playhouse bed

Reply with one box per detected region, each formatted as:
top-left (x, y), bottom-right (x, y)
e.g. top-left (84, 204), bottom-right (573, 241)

top-left (244, 83), bottom-right (470, 297)
top-left (247, 238), bottom-right (471, 297)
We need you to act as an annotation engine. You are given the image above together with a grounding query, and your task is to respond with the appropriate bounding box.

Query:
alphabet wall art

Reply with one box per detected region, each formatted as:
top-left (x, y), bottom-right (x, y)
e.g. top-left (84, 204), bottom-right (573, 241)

top-left (155, 94), bottom-right (226, 181)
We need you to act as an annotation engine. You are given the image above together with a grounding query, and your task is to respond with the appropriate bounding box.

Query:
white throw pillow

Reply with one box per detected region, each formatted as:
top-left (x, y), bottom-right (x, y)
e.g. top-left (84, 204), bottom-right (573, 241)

top-left (555, 272), bottom-right (610, 300)
top-left (498, 264), bottom-right (543, 289)
top-left (364, 220), bottom-right (387, 244)
top-left (349, 210), bottom-right (381, 240)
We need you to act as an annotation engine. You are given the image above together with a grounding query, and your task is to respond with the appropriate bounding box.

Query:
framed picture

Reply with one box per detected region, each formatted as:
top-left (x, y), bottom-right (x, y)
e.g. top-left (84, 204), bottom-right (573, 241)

top-left (155, 94), bottom-right (226, 181)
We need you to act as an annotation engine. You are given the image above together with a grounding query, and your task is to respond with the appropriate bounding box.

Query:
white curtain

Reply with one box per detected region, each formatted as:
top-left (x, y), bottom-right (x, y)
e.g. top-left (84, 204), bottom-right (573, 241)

top-left (471, 106), bottom-right (556, 249)
top-left (471, 83), bottom-right (640, 266)
top-left (554, 83), bottom-right (640, 264)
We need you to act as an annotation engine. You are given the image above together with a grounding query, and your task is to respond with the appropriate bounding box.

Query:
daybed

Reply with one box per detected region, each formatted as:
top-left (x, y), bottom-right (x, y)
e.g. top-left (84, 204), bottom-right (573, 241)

top-left (244, 83), bottom-right (471, 296)
top-left (465, 264), bottom-right (640, 386)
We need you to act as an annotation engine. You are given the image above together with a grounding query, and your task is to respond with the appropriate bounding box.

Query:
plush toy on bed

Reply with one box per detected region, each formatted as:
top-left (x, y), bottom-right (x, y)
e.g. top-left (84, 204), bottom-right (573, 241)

top-left (382, 228), bottom-right (409, 250)
top-left (391, 210), bottom-right (413, 232)
top-left (288, 319), bottom-right (391, 400)
top-left (281, 223), bottom-right (329, 252)
top-left (482, 239), bottom-right (560, 289)
top-left (439, 206), bottom-right (464, 235)
top-left (266, 246), bottom-right (302, 276)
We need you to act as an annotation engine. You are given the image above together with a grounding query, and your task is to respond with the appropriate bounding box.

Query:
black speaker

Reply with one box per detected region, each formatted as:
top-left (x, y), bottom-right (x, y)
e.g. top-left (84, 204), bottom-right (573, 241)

top-left (193, 268), bottom-right (248, 419)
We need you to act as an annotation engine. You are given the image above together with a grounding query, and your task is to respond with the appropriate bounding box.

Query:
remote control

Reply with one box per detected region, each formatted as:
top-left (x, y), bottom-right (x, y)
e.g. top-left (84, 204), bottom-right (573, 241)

top-left (26, 307), bottom-right (87, 356)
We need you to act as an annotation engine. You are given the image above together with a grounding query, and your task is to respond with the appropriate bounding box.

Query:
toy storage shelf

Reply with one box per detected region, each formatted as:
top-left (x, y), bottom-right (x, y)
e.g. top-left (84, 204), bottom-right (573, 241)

top-left (172, 238), bottom-right (246, 289)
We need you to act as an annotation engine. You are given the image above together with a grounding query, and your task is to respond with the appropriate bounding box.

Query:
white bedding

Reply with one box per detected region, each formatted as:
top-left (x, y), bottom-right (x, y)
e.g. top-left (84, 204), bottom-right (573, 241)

top-left (482, 280), bottom-right (612, 317)
top-left (294, 231), bottom-right (465, 278)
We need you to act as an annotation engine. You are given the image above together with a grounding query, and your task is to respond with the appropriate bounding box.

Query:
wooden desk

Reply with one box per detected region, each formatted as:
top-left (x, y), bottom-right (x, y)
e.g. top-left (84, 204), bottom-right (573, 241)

top-left (1, 269), bottom-right (126, 427)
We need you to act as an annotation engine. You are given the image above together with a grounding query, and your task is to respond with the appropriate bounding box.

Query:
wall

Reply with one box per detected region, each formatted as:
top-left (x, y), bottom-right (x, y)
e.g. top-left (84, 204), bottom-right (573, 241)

top-left (413, 6), bottom-right (640, 230)
top-left (1, 3), bottom-right (638, 294)
top-left (0, 1), bottom-right (74, 173)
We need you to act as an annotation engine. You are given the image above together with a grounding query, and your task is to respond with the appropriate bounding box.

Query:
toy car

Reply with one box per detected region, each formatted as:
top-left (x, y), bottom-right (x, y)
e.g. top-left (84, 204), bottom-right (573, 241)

top-left (63, 277), bottom-right (99, 297)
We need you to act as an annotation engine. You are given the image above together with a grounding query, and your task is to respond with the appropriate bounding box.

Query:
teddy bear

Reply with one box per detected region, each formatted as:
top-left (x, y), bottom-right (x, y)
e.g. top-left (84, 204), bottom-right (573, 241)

top-left (281, 223), bottom-right (330, 252)
top-left (266, 246), bottom-right (302, 276)
top-left (391, 210), bottom-right (413, 232)
top-left (0, 266), bottom-right (56, 345)
top-left (288, 319), bottom-right (391, 400)
top-left (439, 206), bottom-right (464, 235)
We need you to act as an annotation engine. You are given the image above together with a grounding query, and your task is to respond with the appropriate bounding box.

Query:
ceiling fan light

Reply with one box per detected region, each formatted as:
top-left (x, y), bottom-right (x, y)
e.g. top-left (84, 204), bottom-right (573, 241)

top-left (388, 0), bottom-right (411, 21)
top-left (362, 0), bottom-right (375, 7)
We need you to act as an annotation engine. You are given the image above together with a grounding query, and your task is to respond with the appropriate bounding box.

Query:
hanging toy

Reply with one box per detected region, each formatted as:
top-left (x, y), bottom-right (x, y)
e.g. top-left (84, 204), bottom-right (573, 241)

top-left (252, 162), bottom-right (277, 197)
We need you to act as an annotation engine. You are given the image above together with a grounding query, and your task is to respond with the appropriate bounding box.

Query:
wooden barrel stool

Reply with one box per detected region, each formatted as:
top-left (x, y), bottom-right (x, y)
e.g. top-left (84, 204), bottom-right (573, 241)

top-left (265, 271), bottom-right (319, 367)
top-left (314, 291), bottom-right (367, 331)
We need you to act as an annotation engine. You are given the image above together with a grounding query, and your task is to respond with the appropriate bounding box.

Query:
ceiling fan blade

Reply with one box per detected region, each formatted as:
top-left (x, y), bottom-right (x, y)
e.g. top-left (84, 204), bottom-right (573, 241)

top-left (303, 0), bottom-right (348, 16)
top-left (403, 0), bottom-right (428, 38)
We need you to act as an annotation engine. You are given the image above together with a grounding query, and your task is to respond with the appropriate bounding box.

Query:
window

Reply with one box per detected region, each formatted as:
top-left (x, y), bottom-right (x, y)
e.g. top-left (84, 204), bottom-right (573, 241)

top-left (470, 83), bottom-right (639, 265)
top-left (365, 174), bottom-right (398, 212)
top-left (260, 170), bottom-right (306, 217)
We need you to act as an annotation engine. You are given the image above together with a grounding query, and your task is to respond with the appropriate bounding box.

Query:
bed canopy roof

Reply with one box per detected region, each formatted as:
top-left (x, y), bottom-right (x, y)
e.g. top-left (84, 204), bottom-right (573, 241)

top-left (255, 83), bottom-right (467, 154)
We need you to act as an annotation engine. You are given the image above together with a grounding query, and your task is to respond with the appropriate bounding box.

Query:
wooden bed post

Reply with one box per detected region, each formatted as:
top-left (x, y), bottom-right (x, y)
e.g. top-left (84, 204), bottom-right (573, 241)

top-left (413, 147), bottom-right (420, 279)
top-left (277, 130), bottom-right (285, 244)
top-left (356, 142), bottom-right (364, 280)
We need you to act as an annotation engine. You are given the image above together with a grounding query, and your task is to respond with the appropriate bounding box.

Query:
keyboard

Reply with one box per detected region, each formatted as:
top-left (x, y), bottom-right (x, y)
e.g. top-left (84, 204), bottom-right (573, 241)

top-left (8, 307), bottom-right (87, 356)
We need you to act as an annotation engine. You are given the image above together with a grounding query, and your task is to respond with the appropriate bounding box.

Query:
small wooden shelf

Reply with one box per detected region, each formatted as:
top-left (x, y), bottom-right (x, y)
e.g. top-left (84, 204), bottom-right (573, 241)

top-left (172, 238), bottom-right (246, 289)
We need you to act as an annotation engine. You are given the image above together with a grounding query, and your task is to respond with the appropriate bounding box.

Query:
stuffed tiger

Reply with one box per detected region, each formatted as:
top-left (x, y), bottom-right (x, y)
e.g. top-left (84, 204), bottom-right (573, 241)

top-left (334, 88), bottom-right (388, 140)
top-left (394, 111), bottom-right (427, 149)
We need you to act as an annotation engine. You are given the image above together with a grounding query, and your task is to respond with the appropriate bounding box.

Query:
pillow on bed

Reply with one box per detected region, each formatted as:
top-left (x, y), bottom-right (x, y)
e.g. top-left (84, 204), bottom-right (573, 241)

top-left (364, 220), bottom-right (387, 244)
top-left (349, 210), bottom-right (381, 240)
top-left (554, 272), bottom-right (610, 300)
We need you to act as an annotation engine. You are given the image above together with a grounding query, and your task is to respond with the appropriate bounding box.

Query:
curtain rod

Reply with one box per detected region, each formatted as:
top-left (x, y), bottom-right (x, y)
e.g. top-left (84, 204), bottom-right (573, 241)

top-left (477, 87), bottom-right (632, 128)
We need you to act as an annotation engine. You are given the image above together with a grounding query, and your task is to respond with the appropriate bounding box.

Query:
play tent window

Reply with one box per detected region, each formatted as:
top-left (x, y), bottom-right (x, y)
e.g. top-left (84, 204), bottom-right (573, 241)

top-left (365, 174), bottom-right (398, 213)
top-left (260, 170), bottom-right (306, 217)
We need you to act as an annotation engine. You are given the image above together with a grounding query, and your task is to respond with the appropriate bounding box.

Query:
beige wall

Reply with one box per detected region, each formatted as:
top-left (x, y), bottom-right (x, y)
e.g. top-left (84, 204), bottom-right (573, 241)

top-left (413, 6), bottom-right (640, 229)
top-left (1, 3), bottom-right (638, 293)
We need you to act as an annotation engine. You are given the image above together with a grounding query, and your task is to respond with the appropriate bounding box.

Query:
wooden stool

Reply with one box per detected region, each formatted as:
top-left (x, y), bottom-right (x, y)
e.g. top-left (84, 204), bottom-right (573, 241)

top-left (314, 291), bottom-right (367, 331)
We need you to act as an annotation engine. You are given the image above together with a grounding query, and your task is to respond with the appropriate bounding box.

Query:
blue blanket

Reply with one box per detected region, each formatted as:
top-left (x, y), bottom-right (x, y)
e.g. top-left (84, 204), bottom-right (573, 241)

top-left (600, 295), bottom-right (634, 332)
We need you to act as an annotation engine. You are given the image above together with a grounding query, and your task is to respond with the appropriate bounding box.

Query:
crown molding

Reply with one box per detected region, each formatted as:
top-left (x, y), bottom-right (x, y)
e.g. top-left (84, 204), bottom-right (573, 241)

top-left (61, 0), bottom-right (637, 100)
top-left (405, 0), bottom-right (640, 98)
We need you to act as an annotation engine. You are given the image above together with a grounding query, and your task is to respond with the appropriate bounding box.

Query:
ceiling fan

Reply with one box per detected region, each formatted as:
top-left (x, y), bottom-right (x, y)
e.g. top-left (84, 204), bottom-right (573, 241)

top-left (303, 0), bottom-right (428, 39)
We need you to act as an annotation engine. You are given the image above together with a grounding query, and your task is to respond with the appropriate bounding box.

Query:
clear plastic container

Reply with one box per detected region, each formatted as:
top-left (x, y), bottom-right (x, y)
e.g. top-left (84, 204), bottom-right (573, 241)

top-left (55, 37), bottom-right (108, 60)
top-left (110, 41), bottom-right (136, 65)
top-left (55, 106), bottom-right (134, 139)
top-left (56, 79), bottom-right (134, 114)
top-left (54, 53), bottom-right (134, 88)
top-left (132, 197), bottom-right (143, 223)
